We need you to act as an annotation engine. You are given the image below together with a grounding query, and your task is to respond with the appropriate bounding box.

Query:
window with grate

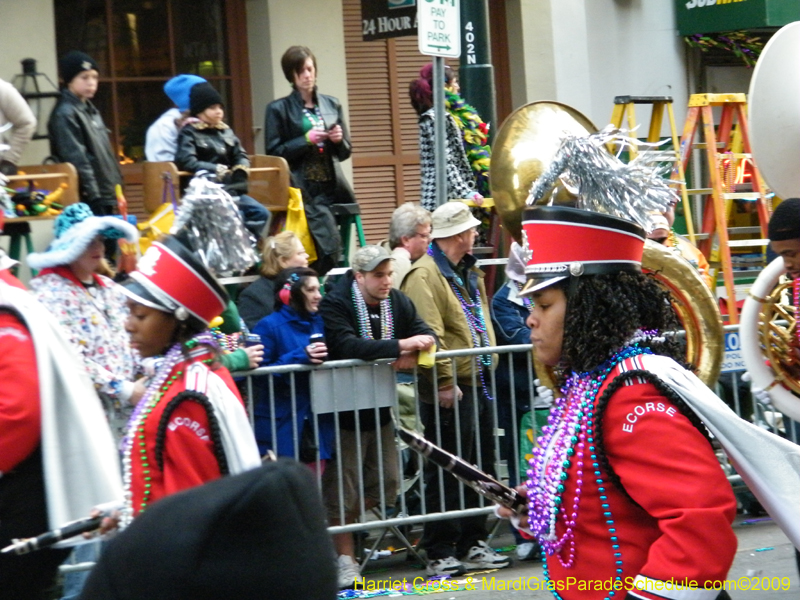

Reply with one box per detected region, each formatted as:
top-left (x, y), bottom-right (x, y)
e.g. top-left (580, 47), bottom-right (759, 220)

top-left (54, 0), bottom-right (251, 163)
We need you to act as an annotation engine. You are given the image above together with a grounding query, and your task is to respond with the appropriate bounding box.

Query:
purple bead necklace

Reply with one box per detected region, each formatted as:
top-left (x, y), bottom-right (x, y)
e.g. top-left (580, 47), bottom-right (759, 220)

top-left (120, 331), bottom-right (218, 525)
top-left (448, 281), bottom-right (494, 400)
top-left (526, 342), bottom-right (653, 597)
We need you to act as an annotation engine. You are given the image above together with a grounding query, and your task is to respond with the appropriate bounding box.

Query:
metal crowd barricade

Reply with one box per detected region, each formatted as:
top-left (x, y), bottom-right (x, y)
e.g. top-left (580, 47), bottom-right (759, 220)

top-left (238, 345), bottom-right (536, 538)
top-left (58, 325), bottom-right (799, 577)
top-left (234, 326), bottom-right (800, 541)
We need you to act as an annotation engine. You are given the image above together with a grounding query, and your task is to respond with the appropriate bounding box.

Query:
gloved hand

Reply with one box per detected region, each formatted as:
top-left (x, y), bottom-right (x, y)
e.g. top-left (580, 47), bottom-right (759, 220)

top-left (493, 503), bottom-right (532, 536)
top-left (742, 372), bottom-right (772, 406)
top-left (230, 167), bottom-right (248, 184)
top-left (534, 378), bottom-right (555, 407)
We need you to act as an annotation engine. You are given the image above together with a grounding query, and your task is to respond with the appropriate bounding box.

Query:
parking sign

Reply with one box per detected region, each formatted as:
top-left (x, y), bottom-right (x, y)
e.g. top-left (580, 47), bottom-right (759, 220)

top-left (418, 0), bottom-right (461, 58)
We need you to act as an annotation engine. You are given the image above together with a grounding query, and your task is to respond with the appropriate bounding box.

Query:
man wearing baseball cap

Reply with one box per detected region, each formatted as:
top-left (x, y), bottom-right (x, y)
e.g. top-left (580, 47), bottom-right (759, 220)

top-left (319, 244), bottom-right (436, 588)
top-left (48, 50), bottom-right (122, 217)
top-left (401, 202), bottom-right (509, 576)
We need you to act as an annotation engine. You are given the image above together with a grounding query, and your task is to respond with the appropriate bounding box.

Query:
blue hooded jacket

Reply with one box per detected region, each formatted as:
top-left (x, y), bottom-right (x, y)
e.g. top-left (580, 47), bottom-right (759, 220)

top-left (252, 305), bottom-right (334, 460)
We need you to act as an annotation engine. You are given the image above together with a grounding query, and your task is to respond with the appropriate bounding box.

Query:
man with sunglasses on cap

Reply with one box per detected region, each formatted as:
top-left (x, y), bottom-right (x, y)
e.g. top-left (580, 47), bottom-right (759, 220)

top-left (401, 201), bottom-right (509, 576)
top-left (319, 244), bottom-right (436, 588)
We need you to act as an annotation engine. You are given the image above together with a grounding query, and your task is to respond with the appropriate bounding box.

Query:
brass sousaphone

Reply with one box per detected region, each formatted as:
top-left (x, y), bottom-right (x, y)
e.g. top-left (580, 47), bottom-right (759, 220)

top-left (491, 101), bottom-right (724, 387)
top-left (739, 21), bottom-right (800, 421)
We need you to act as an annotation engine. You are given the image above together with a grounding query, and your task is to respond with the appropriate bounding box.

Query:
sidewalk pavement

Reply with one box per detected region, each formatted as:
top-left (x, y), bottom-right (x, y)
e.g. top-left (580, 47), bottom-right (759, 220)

top-left (352, 515), bottom-right (797, 599)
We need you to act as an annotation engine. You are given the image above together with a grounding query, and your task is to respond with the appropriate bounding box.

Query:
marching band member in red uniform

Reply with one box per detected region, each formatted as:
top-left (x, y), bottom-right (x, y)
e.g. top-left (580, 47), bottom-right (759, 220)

top-left (118, 235), bottom-right (260, 523)
top-left (514, 206), bottom-right (738, 600)
top-left (0, 251), bottom-right (122, 599)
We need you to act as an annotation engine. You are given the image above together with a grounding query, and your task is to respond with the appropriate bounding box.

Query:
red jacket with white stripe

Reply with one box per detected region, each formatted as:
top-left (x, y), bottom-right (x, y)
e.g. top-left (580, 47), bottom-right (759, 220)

top-left (544, 356), bottom-right (737, 600)
top-left (128, 349), bottom-right (245, 517)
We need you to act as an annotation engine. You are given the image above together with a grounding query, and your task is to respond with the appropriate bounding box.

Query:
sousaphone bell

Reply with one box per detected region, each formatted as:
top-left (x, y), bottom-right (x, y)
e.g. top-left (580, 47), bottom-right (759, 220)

top-left (740, 21), bottom-right (800, 421)
top-left (490, 101), bottom-right (724, 387)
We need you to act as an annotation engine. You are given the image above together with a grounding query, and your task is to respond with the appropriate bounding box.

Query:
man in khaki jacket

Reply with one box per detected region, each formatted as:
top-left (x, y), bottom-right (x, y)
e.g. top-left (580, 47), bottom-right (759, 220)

top-left (401, 202), bottom-right (508, 577)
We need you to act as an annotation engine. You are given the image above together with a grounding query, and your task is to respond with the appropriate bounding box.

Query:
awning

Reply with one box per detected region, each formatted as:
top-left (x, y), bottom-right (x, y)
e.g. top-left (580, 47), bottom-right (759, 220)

top-left (676, 0), bottom-right (800, 36)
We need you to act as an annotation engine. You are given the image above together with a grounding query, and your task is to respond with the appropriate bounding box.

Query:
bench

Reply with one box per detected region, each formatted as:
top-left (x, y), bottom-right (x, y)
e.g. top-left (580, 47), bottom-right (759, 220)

top-left (142, 155), bottom-right (290, 227)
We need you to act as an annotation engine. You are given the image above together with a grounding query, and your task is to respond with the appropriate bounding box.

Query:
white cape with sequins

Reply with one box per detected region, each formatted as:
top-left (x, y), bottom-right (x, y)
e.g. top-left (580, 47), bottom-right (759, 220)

top-left (640, 354), bottom-right (800, 549)
top-left (0, 282), bottom-right (124, 536)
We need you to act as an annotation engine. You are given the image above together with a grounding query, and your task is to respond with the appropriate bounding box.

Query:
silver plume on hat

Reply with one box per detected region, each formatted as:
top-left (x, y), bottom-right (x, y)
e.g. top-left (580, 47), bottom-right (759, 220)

top-left (526, 126), bottom-right (680, 233)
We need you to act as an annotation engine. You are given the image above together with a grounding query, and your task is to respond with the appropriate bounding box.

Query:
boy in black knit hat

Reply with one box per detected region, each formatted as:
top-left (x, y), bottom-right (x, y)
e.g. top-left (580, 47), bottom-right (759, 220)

top-left (175, 82), bottom-right (269, 240)
top-left (48, 51), bottom-right (122, 217)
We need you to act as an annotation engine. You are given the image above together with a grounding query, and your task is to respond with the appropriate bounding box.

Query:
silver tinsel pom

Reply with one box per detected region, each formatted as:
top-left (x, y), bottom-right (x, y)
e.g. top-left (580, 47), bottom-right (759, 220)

top-left (171, 176), bottom-right (257, 273)
top-left (527, 126), bottom-right (680, 232)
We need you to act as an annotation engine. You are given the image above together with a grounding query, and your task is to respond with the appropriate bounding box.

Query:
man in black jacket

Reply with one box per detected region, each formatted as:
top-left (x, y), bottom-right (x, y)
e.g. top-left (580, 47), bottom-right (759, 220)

top-left (318, 245), bottom-right (436, 589)
top-left (48, 51), bottom-right (122, 216)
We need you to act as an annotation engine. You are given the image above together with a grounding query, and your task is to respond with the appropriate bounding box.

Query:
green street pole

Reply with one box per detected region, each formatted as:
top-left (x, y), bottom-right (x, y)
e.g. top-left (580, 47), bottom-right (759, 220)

top-left (458, 0), bottom-right (496, 145)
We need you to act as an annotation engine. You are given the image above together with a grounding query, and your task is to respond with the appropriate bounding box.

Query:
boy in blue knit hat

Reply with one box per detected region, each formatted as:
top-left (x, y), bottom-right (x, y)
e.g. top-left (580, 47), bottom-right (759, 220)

top-left (145, 74), bottom-right (207, 162)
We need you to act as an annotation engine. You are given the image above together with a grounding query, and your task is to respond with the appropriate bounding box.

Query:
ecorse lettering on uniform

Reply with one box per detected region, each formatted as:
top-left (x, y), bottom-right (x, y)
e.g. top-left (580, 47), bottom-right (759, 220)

top-left (168, 417), bottom-right (210, 440)
top-left (622, 402), bottom-right (676, 433)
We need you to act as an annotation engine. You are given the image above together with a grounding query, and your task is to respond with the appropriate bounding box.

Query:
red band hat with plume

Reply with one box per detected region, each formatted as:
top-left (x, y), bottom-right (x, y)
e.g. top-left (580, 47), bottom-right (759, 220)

top-left (518, 127), bottom-right (677, 296)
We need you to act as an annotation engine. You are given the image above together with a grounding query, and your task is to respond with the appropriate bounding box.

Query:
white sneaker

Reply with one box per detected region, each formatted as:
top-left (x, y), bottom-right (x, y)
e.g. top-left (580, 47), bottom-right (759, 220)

top-left (460, 540), bottom-right (511, 570)
top-left (426, 556), bottom-right (466, 576)
top-left (336, 554), bottom-right (363, 589)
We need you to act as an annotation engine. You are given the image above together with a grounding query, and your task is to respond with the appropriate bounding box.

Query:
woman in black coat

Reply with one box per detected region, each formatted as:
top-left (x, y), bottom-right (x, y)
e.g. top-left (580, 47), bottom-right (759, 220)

top-left (264, 46), bottom-right (356, 275)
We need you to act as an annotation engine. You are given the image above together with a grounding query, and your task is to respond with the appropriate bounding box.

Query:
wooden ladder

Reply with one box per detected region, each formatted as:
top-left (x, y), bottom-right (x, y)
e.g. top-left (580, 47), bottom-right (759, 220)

top-left (677, 93), bottom-right (772, 324)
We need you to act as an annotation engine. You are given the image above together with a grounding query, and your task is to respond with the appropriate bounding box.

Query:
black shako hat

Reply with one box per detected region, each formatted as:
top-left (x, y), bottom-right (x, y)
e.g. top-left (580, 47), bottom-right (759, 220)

top-left (59, 50), bottom-right (99, 85)
top-left (189, 82), bottom-right (224, 116)
top-left (79, 461), bottom-right (338, 600)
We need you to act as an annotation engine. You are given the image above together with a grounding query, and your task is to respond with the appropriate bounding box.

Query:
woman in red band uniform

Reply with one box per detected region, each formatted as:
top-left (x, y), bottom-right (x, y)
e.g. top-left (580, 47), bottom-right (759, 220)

top-left (513, 206), bottom-right (737, 600)
top-left (118, 235), bottom-right (260, 524)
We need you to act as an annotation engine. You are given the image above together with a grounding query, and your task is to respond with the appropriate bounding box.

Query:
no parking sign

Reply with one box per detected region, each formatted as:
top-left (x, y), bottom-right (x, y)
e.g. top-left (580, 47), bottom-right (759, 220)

top-left (721, 331), bottom-right (746, 373)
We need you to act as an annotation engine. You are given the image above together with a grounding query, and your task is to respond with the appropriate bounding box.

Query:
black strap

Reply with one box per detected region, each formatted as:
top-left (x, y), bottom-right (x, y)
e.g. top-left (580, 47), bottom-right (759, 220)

top-left (155, 390), bottom-right (230, 476)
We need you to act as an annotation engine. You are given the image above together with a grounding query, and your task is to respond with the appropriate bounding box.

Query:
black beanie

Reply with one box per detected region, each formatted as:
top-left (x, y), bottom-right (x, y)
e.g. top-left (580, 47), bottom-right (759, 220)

top-left (59, 51), bottom-right (99, 85)
top-left (78, 461), bottom-right (338, 600)
top-left (189, 82), bottom-right (223, 116)
top-left (768, 198), bottom-right (800, 242)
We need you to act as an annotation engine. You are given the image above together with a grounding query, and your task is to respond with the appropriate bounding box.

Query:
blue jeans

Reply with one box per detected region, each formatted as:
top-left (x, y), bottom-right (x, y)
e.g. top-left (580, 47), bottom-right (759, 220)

top-left (235, 194), bottom-right (270, 239)
top-left (60, 540), bottom-right (102, 600)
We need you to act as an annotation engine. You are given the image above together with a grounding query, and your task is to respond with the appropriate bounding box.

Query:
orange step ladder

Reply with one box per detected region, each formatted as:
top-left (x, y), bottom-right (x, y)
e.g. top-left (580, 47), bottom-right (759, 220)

top-left (677, 93), bottom-right (772, 324)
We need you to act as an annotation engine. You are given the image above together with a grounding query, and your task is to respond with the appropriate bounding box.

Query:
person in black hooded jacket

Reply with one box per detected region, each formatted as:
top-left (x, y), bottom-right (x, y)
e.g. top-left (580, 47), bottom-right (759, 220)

top-left (48, 51), bottom-right (122, 216)
top-left (264, 46), bottom-right (356, 275)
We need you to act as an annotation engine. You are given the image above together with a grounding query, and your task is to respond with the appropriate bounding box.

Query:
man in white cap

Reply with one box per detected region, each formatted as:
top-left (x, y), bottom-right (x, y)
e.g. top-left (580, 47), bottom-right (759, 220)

top-left (401, 202), bottom-right (509, 576)
top-left (647, 210), bottom-right (713, 290)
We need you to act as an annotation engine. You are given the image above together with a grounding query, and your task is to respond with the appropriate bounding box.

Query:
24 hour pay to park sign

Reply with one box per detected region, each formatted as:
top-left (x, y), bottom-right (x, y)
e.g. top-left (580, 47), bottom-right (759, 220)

top-left (418, 0), bottom-right (461, 58)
